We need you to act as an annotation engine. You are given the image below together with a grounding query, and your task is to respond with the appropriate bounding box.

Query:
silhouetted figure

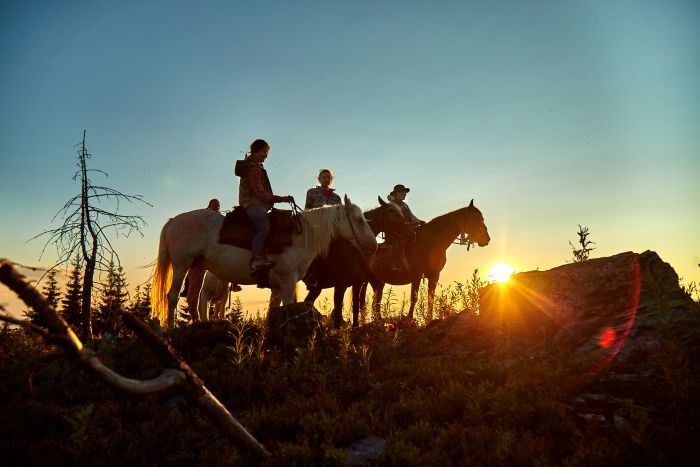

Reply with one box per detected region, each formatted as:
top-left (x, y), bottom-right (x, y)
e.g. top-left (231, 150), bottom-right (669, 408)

top-left (304, 169), bottom-right (342, 288)
top-left (235, 139), bottom-right (293, 275)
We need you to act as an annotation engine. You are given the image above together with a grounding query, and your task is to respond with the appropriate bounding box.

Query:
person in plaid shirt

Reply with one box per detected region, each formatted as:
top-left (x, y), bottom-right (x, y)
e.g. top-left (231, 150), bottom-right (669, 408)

top-left (305, 169), bottom-right (342, 209)
top-left (235, 139), bottom-right (293, 273)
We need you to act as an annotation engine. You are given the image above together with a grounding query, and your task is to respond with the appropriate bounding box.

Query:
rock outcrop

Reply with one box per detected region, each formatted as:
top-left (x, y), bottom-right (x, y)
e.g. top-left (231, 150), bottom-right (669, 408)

top-left (478, 251), bottom-right (698, 365)
top-left (266, 302), bottom-right (324, 346)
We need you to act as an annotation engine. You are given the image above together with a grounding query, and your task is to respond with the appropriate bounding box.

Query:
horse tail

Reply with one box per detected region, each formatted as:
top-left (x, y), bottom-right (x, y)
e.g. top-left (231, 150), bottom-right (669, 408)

top-left (151, 218), bottom-right (173, 325)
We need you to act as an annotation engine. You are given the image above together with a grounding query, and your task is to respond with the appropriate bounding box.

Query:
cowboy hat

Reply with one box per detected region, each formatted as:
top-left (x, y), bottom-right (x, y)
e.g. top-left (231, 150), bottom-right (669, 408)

top-left (390, 184), bottom-right (410, 196)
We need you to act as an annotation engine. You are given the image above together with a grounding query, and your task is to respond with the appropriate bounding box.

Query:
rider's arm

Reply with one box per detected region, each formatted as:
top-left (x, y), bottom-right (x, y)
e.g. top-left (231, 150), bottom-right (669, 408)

top-left (305, 188), bottom-right (314, 210)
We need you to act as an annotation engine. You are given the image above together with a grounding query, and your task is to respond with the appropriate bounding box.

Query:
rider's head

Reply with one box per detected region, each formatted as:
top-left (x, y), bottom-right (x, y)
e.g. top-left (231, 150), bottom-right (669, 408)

top-left (318, 169), bottom-right (334, 188)
top-left (248, 139), bottom-right (270, 163)
top-left (207, 198), bottom-right (220, 212)
top-left (389, 184), bottom-right (410, 202)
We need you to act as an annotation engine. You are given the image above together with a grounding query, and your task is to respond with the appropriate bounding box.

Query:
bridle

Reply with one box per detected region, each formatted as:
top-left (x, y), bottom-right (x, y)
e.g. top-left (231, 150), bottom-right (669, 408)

top-left (344, 204), bottom-right (363, 248)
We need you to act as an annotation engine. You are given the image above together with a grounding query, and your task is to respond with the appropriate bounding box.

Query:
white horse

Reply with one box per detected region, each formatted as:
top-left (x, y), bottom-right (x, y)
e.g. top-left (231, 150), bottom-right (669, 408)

top-left (151, 196), bottom-right (377, 327)
top-left (198, 270), bottom-right (231, 321)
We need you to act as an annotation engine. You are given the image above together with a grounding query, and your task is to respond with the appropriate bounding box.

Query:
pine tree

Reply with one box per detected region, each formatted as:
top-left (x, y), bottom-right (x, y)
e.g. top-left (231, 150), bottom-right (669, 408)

top-left (93, 260), bottom-right (128, 338)
top-left (60, 256), bottom-right (83, 329)
top-left (28, 269), bottom-right (63, 328)
top-left (138, 283), bottom-right (152, 321)
top-left (44, 269), bottom-right (62, 305)
top-left (128, 283), bottom-right (151, 321)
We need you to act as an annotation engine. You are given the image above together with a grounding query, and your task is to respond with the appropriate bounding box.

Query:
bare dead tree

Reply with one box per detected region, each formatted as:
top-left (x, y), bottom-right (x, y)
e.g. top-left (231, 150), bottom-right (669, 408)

top-left (30, 131), bottom-right (152, 339)
top-left (0, 259), bottom-right (269, 458)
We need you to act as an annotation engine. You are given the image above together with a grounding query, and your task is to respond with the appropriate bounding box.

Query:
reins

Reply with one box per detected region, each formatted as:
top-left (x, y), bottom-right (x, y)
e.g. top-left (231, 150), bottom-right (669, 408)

top-left (344, 204), bottom-right (362, 246)
top-left (288, 199), bottom-right (303, 234)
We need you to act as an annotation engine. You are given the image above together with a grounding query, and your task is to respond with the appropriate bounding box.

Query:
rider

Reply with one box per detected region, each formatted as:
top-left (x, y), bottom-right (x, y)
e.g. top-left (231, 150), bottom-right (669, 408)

top-left (181, 198), bottom-right (225, 297)
top-left (305, 168), bottom-right (342, 209)
top-left (385, 184), bottom-right (424, 273)
top-left (235, 139), bottom-right (294, 274)
top-left (304, 169), bottom-right (342, 288)
top-left (207, 198), bottom-right (221, 211)
top-left (387, 184), bottom-right (423, 225)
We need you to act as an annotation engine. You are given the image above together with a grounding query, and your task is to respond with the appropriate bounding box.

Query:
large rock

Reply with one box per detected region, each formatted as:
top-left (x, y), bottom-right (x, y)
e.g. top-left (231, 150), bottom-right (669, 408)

top-left (478, 251), bottom-right (698, 363)
top-left (266, 302), bottom-right (324, 346)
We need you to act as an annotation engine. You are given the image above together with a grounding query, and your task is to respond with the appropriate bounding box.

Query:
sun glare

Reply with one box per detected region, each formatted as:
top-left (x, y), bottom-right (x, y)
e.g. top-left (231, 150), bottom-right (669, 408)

top-left (489, 263), bottom-right (515, 283)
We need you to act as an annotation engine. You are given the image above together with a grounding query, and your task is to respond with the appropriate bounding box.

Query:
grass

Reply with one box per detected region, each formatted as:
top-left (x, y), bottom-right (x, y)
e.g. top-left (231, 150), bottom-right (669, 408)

top-left (0, 271), bottom-right (698, 466)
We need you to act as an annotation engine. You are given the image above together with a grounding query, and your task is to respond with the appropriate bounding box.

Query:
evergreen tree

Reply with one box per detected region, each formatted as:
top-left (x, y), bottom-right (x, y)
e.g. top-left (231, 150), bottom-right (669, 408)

top-left (138, 283), bottom-right (152, 320)
top-left (128, 283), bottom-right (151, 321)
top-left (28, 269), bottom-right (63, 328)
top-left (60, 256), bottom-right (83, 329)
top-left (93, 260), bottom-right (128, 338)
top-left (42, 270), bottom-right (62, 307)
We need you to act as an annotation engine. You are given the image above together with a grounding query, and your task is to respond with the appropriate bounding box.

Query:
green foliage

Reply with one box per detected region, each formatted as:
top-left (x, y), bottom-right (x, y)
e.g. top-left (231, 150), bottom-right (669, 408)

top-left (60, 255), bottom-right (83, 329)
top-left (1, 296), bottom-right (697, 466)
top-left (92, 260), bottom-right (128, 337)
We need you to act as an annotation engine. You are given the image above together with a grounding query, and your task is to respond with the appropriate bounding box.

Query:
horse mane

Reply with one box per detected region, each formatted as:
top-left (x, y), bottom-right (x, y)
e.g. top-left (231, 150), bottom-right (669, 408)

top-left (423, 206), bottom-right (469, 237)
top-left (298, 205), bottom-right (345, 258)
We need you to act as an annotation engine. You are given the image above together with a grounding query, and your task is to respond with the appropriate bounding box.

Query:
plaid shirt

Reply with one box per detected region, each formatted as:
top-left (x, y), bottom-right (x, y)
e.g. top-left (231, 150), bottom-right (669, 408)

top-left (305, 186), bottom-right (342, 210)
top-left (239, 162), bottom-right (285, 208)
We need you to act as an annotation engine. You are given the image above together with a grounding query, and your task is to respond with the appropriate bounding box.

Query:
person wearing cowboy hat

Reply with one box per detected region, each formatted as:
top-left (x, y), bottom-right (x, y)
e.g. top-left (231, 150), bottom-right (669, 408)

top-left (384, 184), bottom-right (424, 275)
top-left (387, 184), bottom-right (423, 225)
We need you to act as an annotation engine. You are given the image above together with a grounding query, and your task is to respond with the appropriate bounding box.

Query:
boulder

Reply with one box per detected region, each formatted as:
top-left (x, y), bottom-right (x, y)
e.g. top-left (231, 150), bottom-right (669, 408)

top-left (266, 302), bottom-right (324, 346)
top-left (478, 251), bottom-right (699, 365)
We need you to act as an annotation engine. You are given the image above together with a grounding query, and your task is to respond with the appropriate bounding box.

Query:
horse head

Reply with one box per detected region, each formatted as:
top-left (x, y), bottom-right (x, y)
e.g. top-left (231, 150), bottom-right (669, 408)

top-left (364, 196), bottom-right (406, 237)
top-left (341, 195), bottom-right (378, 256)
top-left (461, 199), bottom-right (490, 247)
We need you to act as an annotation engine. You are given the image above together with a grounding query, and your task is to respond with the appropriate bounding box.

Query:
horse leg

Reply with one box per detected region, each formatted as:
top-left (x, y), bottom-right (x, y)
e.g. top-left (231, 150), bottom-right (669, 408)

top-left (186, 267), bottom-right (205, 322)
top-left (331, 286), bottom-right (347, 328)
top-left (351, 283), bottom-right (362, 328)
top-left (408, 278), bottom-right (421, 320)
top-left (280, 281), bottom-right (296, 305)
top-left (268, 288), bottom-right (281, 309)
top-left (167, 266), bottom-right (188, 327)
top-left (357, 282), bottom-right (369, 325)
top-left (427, 274), bottom-right (439, 319)
top-left (198, 288), bottom-right (208, 321)
top-left (371, 281), bottom-right (384, 322)
top-left (304, 286), bottom-right (323, 304)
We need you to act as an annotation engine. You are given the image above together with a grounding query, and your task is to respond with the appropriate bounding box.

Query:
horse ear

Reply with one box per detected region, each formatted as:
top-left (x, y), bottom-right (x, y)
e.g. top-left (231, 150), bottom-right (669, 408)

top-left (469, 199), bottom-right (474, 207)
top-left (344, 194), bottom-right (351, 206)
top-left (378, 195), bottom-right (386, 206)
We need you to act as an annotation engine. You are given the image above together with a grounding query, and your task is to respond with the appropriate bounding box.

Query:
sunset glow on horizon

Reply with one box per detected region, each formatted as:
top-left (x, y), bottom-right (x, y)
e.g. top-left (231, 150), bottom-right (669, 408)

top-left (488, 263), bottom-right (515, 283)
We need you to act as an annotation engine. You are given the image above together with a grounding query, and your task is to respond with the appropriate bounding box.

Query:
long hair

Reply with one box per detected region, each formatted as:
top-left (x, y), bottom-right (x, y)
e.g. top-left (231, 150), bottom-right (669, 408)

top-left (298, 205), bottom-right (345, 258)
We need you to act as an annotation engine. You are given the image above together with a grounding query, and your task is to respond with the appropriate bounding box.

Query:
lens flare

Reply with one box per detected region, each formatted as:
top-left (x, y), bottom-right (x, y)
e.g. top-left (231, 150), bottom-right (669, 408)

top-left (598, 327), bottom-right (616, 349)
top-left (489, 263), bottom-right (515, 283)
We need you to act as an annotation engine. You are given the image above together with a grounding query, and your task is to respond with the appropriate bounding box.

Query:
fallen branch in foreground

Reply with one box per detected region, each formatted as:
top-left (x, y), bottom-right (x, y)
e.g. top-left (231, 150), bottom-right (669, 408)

top-left (0, 259), bottom-right (268, 458)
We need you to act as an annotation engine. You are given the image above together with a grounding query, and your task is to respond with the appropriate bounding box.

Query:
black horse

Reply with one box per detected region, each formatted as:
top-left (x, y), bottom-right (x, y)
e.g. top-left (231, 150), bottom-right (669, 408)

top-left (363, 199), bottom-right (490, 320)
top-left (303, 201), bottom-right (407, 327)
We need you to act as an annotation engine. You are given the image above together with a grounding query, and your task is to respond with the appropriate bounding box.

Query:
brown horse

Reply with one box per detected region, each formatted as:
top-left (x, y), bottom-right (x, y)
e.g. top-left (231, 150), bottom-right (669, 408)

top-left (363, 199), bottom-right (490, 320)
top-left (303, 201), bottom-right (407, 327)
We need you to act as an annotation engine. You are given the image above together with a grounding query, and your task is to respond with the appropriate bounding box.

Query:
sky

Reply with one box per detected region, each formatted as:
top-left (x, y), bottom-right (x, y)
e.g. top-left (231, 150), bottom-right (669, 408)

top-left (1, 0), bottom-right (699, 318)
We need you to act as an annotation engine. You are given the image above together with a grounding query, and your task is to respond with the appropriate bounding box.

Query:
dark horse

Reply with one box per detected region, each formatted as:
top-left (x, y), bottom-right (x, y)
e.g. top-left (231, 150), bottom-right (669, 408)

top-left (364, 199), bottom-right (490, 320)
top-left (303, 201), bottom-right (407, 327)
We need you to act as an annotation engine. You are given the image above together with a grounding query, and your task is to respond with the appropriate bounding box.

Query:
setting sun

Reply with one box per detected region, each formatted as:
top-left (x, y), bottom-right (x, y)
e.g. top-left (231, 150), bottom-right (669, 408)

top-left (489, 263), bottom-right (515, 283)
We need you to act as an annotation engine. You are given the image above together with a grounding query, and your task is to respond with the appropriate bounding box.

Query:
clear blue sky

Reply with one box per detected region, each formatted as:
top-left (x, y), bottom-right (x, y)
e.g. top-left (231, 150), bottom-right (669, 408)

top-left (2, 0), bottom-right (699, 315)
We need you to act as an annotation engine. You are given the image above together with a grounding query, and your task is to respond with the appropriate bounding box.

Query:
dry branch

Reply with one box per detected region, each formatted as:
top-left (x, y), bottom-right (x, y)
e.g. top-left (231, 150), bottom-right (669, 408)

top-left (0, 259), bottom-right (268, 458)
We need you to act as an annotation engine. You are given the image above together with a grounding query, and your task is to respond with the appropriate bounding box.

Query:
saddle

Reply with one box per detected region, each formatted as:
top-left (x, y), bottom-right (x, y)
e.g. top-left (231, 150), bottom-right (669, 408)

top-left (219, 206), bottom-right (298, 254)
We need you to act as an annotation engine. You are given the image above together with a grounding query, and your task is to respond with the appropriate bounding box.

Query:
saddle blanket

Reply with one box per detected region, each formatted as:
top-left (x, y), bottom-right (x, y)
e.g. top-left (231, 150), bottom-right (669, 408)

top-left (219, 206), bottom-right (297, 255)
